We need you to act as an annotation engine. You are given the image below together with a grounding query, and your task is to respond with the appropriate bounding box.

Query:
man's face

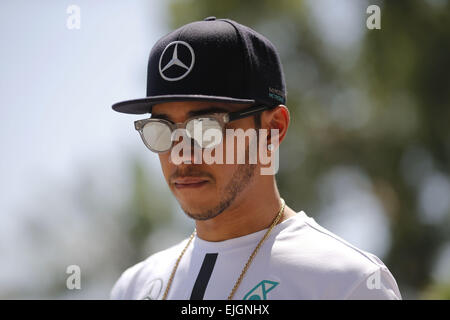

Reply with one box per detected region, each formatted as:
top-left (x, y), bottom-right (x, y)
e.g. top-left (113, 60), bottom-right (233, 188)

top-left (151, 101), bottom-right (260, 221)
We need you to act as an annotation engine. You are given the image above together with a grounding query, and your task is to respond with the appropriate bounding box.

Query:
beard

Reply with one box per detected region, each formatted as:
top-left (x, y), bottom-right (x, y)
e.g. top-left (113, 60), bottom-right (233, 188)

top-left (181, 161), bottom-right (257, 221)
top-left (174, 136), bottom-right (260, 221)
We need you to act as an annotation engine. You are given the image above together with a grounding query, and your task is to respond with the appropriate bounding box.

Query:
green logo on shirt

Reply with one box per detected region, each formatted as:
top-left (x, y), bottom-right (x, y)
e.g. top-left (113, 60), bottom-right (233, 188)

top-left (243, 280), bottom-right (279, 300)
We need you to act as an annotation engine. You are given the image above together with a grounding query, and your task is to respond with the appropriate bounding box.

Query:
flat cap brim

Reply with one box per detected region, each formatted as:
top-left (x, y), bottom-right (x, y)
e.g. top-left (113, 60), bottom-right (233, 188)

top-left (112, 95), bottom-right (255, 114)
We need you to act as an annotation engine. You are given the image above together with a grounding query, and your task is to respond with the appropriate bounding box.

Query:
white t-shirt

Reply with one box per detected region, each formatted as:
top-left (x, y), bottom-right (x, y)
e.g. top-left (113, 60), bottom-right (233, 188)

top-left (110, 211), bottom-right (401, 300)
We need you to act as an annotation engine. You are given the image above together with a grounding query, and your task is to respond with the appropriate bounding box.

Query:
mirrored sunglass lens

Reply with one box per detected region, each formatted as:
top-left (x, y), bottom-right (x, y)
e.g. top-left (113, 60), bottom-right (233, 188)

top-left (186, 118), bottom-right (223, 148)
top-left (141, 122), bottom-right (172, 152)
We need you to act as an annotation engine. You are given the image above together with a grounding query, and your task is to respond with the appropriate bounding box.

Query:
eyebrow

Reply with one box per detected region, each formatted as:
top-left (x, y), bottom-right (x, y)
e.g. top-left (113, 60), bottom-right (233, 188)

top-left (151, 106), bottom-right (230, 121)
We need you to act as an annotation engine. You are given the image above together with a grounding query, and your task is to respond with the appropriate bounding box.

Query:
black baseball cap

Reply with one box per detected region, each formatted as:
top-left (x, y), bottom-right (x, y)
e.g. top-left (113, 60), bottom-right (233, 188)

top-left (112, 17), bottom-right (286, 114)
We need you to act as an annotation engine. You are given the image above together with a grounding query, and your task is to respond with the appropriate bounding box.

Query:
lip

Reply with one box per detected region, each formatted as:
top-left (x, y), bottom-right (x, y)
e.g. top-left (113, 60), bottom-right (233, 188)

top-left (173, 177), bottom-right (210, 189)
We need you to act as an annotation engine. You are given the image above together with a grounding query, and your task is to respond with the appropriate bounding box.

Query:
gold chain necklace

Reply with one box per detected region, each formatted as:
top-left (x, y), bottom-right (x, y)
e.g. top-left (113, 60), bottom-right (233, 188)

top-left (162, 198), bottom-right (286, 300)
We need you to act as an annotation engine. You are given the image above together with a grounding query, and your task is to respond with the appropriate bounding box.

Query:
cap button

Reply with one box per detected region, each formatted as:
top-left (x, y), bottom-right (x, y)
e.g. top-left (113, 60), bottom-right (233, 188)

top-left (204, 16), bottom-right (216, 21)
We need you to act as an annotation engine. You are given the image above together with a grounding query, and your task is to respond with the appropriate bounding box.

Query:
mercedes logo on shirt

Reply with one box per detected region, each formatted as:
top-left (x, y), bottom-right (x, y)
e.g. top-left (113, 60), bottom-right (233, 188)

top-left (159, 41), bottom-right (195, 81)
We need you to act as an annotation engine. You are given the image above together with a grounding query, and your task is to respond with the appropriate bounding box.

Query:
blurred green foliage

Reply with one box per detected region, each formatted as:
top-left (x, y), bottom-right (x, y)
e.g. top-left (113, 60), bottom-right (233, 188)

top-left (167, 0), bottom-right (450, 299)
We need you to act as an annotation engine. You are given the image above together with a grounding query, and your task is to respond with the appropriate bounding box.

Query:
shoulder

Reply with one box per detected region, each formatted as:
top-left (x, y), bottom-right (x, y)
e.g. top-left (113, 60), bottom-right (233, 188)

top-left (109, 237), bottom-right (190, 300)
top-left (274, 212), bottom-right (402, 299)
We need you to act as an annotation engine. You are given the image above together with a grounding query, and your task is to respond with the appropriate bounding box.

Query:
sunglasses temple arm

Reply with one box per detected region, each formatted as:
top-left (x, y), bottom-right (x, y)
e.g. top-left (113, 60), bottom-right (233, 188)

top-left (227, 105), bottom-right (273, 122)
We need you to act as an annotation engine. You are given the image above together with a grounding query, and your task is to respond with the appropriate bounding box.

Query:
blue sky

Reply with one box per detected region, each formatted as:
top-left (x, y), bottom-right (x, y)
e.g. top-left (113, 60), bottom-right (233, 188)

top-left (0, 1), bottom-right (173, 295)
top-left (0, 0), bottom-right (167, 218)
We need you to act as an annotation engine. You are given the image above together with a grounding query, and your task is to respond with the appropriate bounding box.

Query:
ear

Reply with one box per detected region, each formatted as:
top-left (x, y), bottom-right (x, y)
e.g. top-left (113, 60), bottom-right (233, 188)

top-left (260, 105), bottom-right (290, 147)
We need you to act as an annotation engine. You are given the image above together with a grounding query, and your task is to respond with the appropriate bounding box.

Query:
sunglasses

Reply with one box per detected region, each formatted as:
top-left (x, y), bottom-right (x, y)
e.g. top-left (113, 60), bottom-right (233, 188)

top-left (134, 104), bottom-right (274, 153)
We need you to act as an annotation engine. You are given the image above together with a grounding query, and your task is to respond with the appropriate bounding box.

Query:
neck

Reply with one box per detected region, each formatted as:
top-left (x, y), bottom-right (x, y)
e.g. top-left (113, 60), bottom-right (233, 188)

top-left (194, 177), bottom-right (297, 242)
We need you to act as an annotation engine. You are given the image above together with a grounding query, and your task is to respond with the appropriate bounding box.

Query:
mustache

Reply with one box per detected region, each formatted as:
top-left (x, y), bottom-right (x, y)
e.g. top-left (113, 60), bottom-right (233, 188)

top-left (169, 166), bottom-right (215, 183)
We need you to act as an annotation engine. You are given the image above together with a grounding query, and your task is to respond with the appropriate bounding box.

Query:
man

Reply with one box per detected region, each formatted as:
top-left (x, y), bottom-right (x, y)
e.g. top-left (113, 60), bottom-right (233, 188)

top-left (110, 17), bottom-right (401, 300)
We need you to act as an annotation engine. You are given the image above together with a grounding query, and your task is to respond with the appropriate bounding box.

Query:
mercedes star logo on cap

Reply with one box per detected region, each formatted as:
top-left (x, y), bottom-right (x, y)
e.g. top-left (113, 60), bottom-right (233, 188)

top-left (158, 41), bottom-right (195, 82)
